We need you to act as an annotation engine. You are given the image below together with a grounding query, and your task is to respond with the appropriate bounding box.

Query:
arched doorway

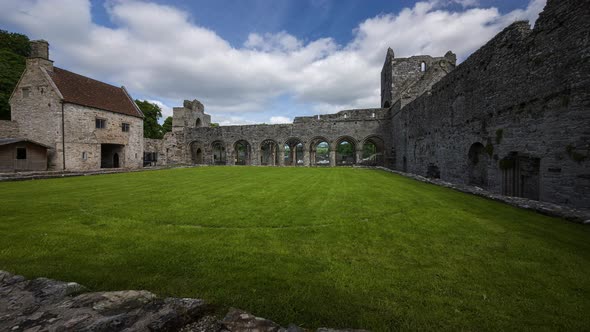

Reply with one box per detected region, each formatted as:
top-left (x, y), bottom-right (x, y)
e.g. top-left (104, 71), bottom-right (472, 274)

top-left (361, 136), bottom-right (385, 166)
top-left (336, 137), bottom-right (356, 166)
top-left (113, 153), bottom-right (120, 168)
top-left (190, 141), bottom-right (204, 164)
top-left (260, 140), bottom-right (279, 166)
top-left (196, 149), bottom-right (202, 163)
top-left (284, 138), bottom-right (303, 166)
top-left (310, 137), bottom-right (330, 166)
top-left (212, 141), bottom-right (226, 165)
top-left (234, 140), bottom-right (251, 165)
top-left (468, 142), bottom-right (488, 187)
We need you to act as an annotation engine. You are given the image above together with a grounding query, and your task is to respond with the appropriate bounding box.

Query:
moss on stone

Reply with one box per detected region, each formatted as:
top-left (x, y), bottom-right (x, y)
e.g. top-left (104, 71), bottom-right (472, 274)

top-left (485, 142), bottom-right (494, 156)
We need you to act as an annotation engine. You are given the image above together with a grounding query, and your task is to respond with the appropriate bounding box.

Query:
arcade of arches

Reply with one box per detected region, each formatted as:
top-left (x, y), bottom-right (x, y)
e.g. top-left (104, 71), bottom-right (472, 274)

top-left (188, 136), bottom-right (387, 167)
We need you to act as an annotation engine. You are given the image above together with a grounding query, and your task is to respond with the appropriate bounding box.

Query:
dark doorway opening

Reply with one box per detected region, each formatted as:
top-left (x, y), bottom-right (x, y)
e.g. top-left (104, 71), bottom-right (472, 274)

top-left (101, 144), bottom-right (124, 168)
top-left (190, 141), bottom-right (203, 164)
top-left (501, 152), bottom-right (541, 200)
top-left (467, 142), bottom-right (489, 187)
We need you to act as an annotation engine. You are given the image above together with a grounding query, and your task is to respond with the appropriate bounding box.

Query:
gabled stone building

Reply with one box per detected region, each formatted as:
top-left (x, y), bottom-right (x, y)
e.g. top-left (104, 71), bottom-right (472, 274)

top-left (3, 40), bottom-right (144, 171)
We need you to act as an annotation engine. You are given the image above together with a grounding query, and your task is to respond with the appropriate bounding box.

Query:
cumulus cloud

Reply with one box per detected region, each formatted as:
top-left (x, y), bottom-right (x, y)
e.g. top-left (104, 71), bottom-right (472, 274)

top-left (147, 100), bottom-right (173, 119)
top-left (0, 0), bottom-right (546, 124)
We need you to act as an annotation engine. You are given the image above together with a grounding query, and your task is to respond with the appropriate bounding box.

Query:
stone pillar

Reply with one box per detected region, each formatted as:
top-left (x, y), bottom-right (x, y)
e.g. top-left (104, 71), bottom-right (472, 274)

top-left (278, 145), bottom-right (285, 166)
top-left (227, 147), bottom-right (234, 165)
top-left (251, 145), bottom-right (260, 166)
top-left (290, 148), bottom-right (296, 166)
top-left (330, 150), bottom-right (336, 167)
top-left (303, 147), bottom-right (310, 167)
top-left (356, 148), bottom-right (363, 165)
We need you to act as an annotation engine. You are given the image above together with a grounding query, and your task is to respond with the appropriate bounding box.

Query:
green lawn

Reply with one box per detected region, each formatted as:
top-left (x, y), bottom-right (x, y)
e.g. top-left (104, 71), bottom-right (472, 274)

top-left (0, 167), bottom-right (589, 331)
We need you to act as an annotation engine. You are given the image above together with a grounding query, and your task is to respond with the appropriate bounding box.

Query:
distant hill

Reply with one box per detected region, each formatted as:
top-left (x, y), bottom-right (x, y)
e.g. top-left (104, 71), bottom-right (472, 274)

top-left (0, 30), bottom-right (30, 120)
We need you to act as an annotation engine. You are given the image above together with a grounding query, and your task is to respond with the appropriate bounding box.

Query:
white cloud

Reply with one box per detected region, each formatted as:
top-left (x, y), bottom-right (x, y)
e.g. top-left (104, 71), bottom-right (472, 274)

top-left (0, 0), bottom-right (547, 124)
top-left (147, 100), bottom-right (173, 120)
top-left (269, 116), bottom-right (291, 124)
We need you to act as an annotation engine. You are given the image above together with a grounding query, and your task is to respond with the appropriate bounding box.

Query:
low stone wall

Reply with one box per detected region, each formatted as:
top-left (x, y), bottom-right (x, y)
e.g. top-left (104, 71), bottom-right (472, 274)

top-left (0, 271), bottom-right (369, 332)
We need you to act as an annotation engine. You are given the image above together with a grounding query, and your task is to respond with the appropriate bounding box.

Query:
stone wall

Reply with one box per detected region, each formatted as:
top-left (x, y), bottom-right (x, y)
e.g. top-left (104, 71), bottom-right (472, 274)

top-left (9, 63), bottom-right (64, 169)
top-left (0, 120), bottom-right (20, 137)
top-left (144, 137), bottom-right (167, 166)
top-left (390, 0), bottom-right (590, 209)
top-left (63, 104), bottom-right (144, 170)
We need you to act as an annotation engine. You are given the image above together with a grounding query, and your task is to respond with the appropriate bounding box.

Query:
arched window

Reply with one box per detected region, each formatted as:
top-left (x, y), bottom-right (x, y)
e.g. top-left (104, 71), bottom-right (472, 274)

top-left (361, 136), bottom-right (384, 166)
top-left (285, 138), bottom-right (304, 166)
top-left (420, 62), bottom-right (426, 72)
top-left (195, 118), bottom-right (202, 127)
top-left (260, 140), bottom-right (279, 166)
top-left (313, 141), bottom-right (329, 166)
top-left (212, 141), bottom-right (226, 165)
top-left (336, 139), bottom-right (356, 166)
top-left (234, 140), bottom-right (251, 165)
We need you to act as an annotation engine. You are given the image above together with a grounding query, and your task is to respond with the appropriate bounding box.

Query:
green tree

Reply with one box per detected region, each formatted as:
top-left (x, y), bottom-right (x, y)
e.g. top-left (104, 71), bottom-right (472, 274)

top-left (0, 30), bottom-right (30, 120)
top-left (210, 122), bottom-right (219, 127)
top-left (162, 116), bottom-right (173, 134)
top-left (135, 100), bottom-right (164, 139)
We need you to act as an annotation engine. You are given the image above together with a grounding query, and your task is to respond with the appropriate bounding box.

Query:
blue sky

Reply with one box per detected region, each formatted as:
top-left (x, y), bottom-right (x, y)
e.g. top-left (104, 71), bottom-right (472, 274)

top-left (1, 0), bottom-right (545, 125)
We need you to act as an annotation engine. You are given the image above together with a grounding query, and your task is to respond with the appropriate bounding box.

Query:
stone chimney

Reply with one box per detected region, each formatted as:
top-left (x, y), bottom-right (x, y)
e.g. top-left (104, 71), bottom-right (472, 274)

top-left (30, 40), bottom-right (49, 59)
top-left (27, 40), bottom-right (53, 72)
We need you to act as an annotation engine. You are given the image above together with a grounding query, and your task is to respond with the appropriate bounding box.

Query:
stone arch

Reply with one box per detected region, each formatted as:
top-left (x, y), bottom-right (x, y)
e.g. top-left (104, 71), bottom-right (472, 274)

top-left (334, 136), bottom-right (357, 166)
top-left (189, 141), bottom-right (204, 164)
top-left (467, 142), bottom-right (488, 187)
top-left (233, 140), bottom-right (252, 165)
top-left (309, 136), bottom-right (330, 166)
top-left (360, 135), bottom-right (385, 166)
top-left (211, 140), bottom-right (226, 165)
top-left (260, 139), bottom-right (279, 166)
top-left (195, 118), bottom-right (202, 128)
top-left (284, 137), bottom-right (304, 166)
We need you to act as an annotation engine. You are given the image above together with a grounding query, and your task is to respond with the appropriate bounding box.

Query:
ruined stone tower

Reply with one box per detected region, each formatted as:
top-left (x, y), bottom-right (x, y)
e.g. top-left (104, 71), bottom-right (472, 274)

top-left (381, 48), bottom-right (456, 108)
top-left (172, 99), bottom-right (211, 132)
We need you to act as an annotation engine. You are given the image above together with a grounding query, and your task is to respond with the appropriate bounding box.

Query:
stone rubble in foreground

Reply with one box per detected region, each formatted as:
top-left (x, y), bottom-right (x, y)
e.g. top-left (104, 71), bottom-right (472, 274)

top-left (0, 270), bottom-right (369, 332)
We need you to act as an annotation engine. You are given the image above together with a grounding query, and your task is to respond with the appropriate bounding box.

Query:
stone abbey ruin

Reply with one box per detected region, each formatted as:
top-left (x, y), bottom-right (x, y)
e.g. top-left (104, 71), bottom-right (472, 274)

top-left (1, 0), bottom-right (589, 210)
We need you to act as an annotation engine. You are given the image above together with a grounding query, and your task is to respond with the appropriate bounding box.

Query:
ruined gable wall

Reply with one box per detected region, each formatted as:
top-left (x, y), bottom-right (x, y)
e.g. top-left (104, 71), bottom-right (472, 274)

top-left (392, 0), bottom-right (590, 208)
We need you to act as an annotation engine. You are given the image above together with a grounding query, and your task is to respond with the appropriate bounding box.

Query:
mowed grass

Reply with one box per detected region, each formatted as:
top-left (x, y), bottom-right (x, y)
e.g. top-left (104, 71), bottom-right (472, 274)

top-left (0, 167), bottom-right (589, 331)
